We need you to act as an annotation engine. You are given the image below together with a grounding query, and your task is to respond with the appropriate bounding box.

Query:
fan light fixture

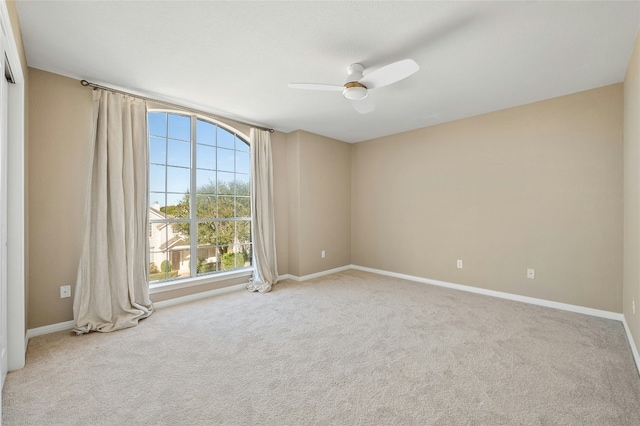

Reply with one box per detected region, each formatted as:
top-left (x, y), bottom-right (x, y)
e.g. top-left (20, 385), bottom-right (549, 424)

top-left (288, 59), bottom-right (419, 114)
top-left (343, 82), bottom-right (368, 100)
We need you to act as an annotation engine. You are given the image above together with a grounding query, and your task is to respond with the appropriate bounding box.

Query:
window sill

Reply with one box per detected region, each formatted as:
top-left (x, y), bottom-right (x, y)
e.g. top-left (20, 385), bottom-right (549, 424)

top-left (149, 268), bottom-right (252, 294)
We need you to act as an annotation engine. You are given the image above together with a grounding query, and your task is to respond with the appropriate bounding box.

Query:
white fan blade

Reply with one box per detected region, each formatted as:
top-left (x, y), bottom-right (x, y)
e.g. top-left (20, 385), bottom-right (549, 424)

top-left (288, 83), bottom-right (343, 91)
top-left (359, 59), bottom-right (419, 90)
top-left (351, 96), bottom-right (375, 114)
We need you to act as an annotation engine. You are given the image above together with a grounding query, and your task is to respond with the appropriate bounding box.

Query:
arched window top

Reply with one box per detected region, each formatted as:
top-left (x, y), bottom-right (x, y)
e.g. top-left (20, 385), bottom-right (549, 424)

top-left (194, 117), bottom-right (250, 151)
top-left (148, 110), bottom-right (249, 146)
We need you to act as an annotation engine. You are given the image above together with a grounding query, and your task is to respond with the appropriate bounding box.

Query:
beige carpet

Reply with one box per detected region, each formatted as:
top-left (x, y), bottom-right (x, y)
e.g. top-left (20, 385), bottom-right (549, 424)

top-left (3, 270), bottom-right (640, 425)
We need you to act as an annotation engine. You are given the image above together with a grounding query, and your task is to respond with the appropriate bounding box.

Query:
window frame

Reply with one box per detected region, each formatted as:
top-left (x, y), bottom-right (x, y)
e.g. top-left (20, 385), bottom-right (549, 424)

top-left (147, 109), bottom-right (252, 291)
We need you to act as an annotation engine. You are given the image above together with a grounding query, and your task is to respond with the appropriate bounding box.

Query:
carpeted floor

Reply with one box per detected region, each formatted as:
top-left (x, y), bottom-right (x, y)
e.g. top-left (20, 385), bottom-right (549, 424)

top-left (3, 270), bottom-right (640, 425)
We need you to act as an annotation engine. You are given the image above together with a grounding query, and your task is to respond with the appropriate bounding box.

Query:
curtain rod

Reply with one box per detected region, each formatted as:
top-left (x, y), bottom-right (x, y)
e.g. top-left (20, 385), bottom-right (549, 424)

top-left (80, 80), bottom-right (274, 133)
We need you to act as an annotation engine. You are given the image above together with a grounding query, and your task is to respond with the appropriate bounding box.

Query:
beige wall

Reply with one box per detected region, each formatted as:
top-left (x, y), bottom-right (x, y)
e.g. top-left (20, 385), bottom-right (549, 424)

top-left (624, 29), bottom-right (640, 356)
top-left (271, 130), bottom-right (289, 276)
top-left (28, 69), bottom-right (93, 328)
top-left (352, 84), bottom-right (624, 312)
top-left (287, 130), bottom-right (351, 277)
top-left (286, 131), bottom-right (301, 277)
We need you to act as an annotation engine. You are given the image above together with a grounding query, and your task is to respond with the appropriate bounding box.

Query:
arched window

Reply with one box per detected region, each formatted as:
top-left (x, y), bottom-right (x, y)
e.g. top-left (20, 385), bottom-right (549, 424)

top-left (147, 111), bottom-right (251, 283)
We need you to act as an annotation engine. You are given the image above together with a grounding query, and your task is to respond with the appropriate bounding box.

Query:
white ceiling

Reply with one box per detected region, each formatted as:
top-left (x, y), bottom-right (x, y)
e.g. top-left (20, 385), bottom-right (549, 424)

top-left (15, 1), bottom-right (640, 143)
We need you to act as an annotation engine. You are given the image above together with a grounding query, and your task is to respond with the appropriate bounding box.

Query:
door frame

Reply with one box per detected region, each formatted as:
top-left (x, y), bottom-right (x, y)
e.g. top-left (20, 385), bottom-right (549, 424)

top-left (0, 0), bottom-right (27, 385)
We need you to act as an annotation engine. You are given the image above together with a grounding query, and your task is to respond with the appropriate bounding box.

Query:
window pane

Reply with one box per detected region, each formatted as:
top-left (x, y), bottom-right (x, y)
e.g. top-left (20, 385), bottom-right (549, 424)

top-left (196, 246), bottom-right (218, 275)
top-left (197, 221), bottom-right (217, 247)
top-left (197, 144), bottom-right (216, 170)
top-left (217, 148), bottom-right (235, 172)
top-left (169, 248), bottom-right (190, 279)
top-left (235, 151), bottom-right (250, 174)
top-left (236, 137), bottom-right (249, 152)
top-left (166, 193), bottom-right (188, 214)
top-left (168, 114), bottom-right (191, 141)
top-left (167, 196), bottom-right (190, 219)
top-left (149, 251), bottom-right (167, 281)
top-left (196, 195), bottom-right (217, 219)
top-left (167, 140), bottom-right (190, 167)
top-left (149, 195), bottom-right (166, 218)
top-left (217, 172), bottom-right (235, 193)
top-left (235, 174), bottom-right (250, 194)
top-left (242, 244), bottom-right (253, 268)
top-left (197, 169), bottom-right (216, 193)
top-left (149, 248), bottom-right (184, 282)
top-left (218, 196), bottom-right (235, 218)
top-left (149, 137), bottom-right (166, 164)
top-left (217, 222), bottom-right (235, 247)
top-left (236, 249), bottom-right (250, 268)
top-left (149, 164), bottom-right (165, 192)
top-left (170, 221), bottom-right (191, 246)
top-left (237, 220), bottom-right (251, 244)
top-left (217, 127), bottom-right (235, 149)
top-left (149, 220), bottom-right (166, 250)
top-left (220, 246), bottom-right (249, 270)
top-left (149, 112), bottom-right (167, 137)
top-left (166, 166), bottom-right (190, 193)
top-left (219, 246), bottom-right (232, 270)
top-left (236, 197), bottom-right (250, 218)
top-left (197, 119), bottom-right (216, 146)
top-left (232, 180), bottom-right (248, 196)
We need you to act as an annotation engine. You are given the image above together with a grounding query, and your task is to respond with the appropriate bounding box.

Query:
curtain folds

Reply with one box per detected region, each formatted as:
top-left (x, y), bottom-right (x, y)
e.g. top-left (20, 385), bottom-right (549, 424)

top-left (73, 90), bottom-right (153, 334)
top-left (247, 128), bottom-right (278, 293)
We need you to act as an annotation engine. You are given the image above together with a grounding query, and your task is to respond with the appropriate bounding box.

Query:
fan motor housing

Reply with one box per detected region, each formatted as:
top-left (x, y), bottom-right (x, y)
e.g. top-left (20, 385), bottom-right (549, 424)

top-left (343, 81), bottom-right (368, 100)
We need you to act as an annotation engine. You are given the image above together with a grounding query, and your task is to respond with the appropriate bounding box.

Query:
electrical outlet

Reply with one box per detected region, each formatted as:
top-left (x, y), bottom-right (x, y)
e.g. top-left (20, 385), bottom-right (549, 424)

top-left (321, 250), bottom-right (326, 259)
top-left (527, 269), bottom-right (535, 279)
top-left (457, 260), bottom-right (463, 269)
top-left (60, 285), bottom-right (71, 299)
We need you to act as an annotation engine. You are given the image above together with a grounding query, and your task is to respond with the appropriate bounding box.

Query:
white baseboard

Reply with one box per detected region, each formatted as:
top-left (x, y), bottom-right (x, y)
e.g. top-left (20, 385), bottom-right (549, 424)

top-left (282, 264), bottom-right (622, 321)
top-left (277, 273), bottom-right (293, 281)
top-left (351, 264), bottom-right (623, 321)
top-left (622, 317), bottom-right (640, 376)
top-left (278, 265), bottom-right (352, 283)
top-left (26, 320), bottom-right (75, 343)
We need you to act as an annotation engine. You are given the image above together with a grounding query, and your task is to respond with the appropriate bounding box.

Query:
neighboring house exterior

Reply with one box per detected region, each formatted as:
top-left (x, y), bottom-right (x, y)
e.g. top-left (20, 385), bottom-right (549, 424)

top-left (149, 202), bottom-right (190, 277)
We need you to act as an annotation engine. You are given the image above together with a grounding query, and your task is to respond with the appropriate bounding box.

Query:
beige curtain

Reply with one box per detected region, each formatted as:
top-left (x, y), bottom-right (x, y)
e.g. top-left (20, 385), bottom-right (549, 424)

top-left (247, 128), bottom-right (278, 292)
top-left (73, 90), bottom-right (153, 334)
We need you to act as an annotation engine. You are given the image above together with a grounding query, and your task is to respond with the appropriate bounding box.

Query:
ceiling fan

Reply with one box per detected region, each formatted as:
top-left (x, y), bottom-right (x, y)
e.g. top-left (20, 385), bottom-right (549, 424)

top-left (288, 59), bottom-right (419, 114)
